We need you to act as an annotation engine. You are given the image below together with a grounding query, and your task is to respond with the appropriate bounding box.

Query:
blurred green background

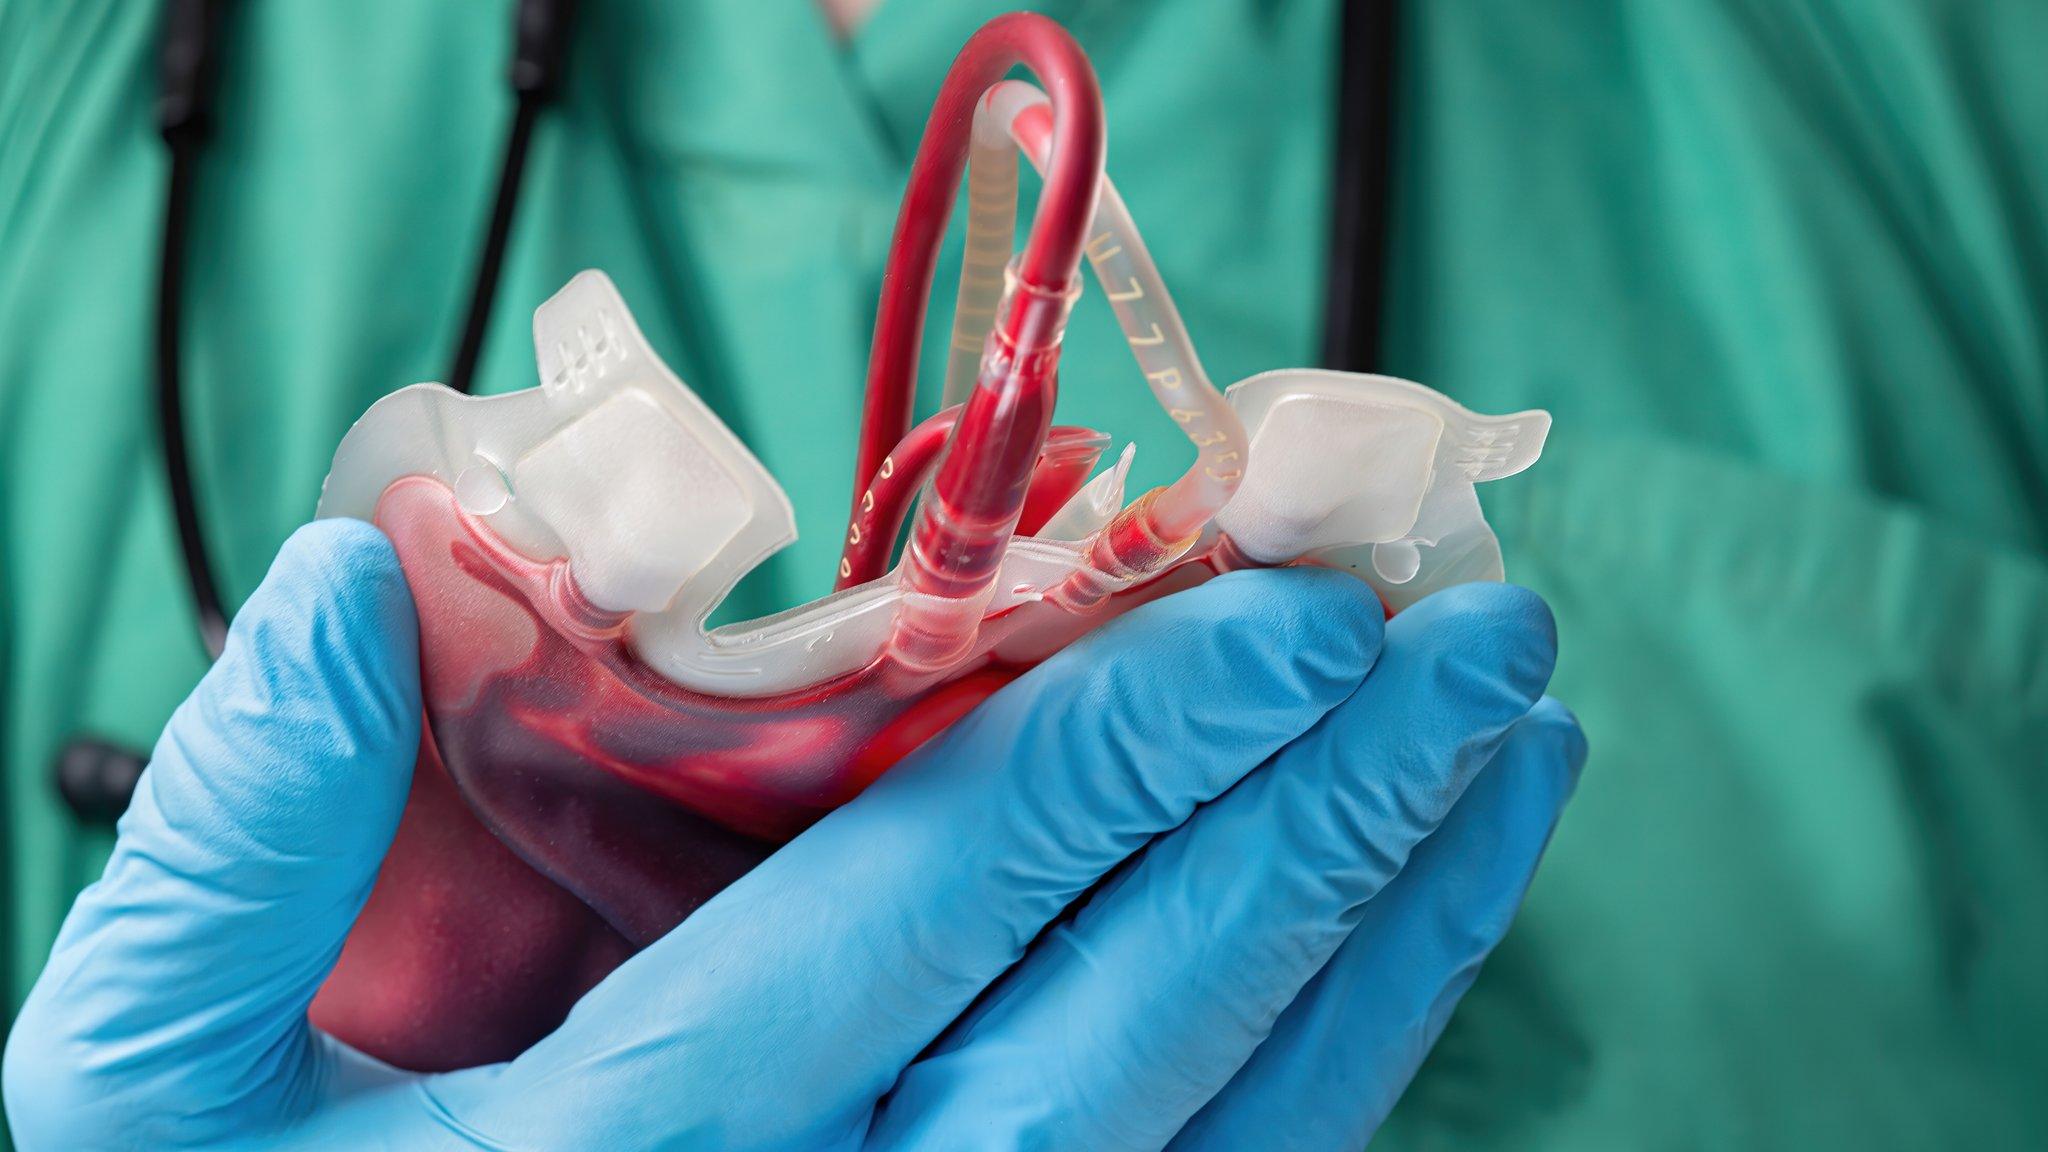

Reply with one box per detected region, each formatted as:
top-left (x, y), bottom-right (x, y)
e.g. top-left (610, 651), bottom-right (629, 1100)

top-left (2, 0), bottom-right (2044, 1146)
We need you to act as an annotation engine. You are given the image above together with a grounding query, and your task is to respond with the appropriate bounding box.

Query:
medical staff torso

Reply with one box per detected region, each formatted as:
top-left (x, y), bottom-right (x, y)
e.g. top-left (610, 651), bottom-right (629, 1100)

top-left (1, 1), bottom-right (2043, 1149)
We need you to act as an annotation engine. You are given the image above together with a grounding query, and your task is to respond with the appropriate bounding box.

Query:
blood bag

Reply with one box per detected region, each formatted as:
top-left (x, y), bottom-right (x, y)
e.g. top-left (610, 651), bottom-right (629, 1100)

top-left (306, 14), bottom-right (1549, 1071)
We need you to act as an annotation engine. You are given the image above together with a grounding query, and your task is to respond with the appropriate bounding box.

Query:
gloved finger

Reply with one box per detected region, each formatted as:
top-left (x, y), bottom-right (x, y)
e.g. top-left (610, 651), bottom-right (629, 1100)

top-left (1169, 696), bottom-right (1585, 1151)
top-left (864, 582), bottom-right (1562, 1151)
top-left (429, 567), bottom-right (1386, 1150)
top-left (3, 521), bottom-right (421, 1150)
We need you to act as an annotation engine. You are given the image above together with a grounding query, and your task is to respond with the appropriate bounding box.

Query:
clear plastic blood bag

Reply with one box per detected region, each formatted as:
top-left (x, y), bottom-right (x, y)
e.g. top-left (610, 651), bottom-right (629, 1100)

top-left (306, 13), bottom-right (1550, 1072)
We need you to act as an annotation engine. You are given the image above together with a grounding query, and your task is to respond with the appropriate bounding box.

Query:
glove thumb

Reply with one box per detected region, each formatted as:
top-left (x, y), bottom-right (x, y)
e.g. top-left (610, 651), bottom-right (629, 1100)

top-left (5, 520), bottom-right (420, 1148)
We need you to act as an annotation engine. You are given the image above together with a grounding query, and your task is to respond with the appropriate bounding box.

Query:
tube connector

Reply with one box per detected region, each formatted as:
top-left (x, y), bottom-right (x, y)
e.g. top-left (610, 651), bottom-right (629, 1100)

top-left (1048, 488), bottom-right (1199, 613)
top-left (994, 260), bottom-right (1082, 359)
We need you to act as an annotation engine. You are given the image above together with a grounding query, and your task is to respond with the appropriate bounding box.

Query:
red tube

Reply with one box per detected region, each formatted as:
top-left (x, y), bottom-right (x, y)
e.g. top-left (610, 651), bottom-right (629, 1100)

top-left (840, 410), bottom-right (959, 587)
top-left (847, 13), bottom-right (1105, 564)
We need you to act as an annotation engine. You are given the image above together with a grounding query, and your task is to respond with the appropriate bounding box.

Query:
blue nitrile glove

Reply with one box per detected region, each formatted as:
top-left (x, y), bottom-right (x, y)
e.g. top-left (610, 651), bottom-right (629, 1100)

top-left (5, 519), bottom-right (1584, 1151)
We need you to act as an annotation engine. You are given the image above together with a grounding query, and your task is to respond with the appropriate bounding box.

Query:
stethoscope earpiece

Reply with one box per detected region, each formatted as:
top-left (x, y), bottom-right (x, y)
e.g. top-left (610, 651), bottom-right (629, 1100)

top-left (54, 738), bottom-right (148, 825)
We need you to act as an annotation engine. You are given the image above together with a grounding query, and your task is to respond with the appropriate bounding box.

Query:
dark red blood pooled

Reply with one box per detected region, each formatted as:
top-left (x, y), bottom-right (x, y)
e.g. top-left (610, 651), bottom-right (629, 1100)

top-left (311, 474), bottom-right (1212, 1071)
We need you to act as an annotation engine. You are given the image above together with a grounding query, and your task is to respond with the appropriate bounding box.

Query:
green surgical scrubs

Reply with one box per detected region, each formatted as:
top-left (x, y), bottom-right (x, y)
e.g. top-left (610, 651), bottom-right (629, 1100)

top-left (2, 0), bottom-right (2043, 1146)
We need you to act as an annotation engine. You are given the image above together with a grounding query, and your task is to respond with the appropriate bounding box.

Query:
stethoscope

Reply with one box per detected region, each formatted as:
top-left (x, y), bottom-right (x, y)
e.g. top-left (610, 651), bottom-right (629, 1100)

top-left (54, 0), bottom-right (1397, 821)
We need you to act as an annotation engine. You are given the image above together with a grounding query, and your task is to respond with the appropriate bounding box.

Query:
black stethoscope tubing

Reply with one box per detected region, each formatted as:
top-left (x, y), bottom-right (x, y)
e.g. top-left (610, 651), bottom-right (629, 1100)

top-left (54, 0), bottom-right (1396, 820)
top-left (156, 0), bottom-right (574, 662)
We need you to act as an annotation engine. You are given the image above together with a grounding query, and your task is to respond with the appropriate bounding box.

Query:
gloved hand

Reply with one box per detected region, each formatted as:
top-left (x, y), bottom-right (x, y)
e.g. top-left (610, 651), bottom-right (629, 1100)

top-left (4, 519), bottom-right (1584, 1151)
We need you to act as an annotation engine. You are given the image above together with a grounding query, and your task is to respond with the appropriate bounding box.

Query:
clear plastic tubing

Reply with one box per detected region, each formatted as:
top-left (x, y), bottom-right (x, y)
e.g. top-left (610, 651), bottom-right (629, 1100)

top-left (945, 81), bottom-right (1249, 606)
top-left (848, 15), bottom-right (1106, 669)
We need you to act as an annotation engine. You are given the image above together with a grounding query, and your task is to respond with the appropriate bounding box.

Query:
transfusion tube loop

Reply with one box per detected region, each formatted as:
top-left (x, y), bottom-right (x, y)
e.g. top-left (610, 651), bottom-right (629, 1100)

top-left (845, 17), bottom-right (1250, 660)
top-left (850, 13), bottom-right (1104, 528)
top-left (846, 15), bottom-right (1106, 664)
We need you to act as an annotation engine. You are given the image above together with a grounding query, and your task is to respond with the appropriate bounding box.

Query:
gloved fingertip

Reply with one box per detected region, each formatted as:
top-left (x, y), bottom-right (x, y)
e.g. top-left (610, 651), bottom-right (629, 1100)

top-left (1181, 565), bottom-right (1388, 676)
top-left (1521, 695), bottom-right (1590, 793)
top-left (1395, 581), bottom-right (1559, 707)
top-left (1022, 565), bottom-right (1386, 739)
top-left (211, 518), bottom-right (417, 719)
top-left (262, 518), bottom-right (413, 626)
top-left (149, 518), bottom-right (421, 861)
